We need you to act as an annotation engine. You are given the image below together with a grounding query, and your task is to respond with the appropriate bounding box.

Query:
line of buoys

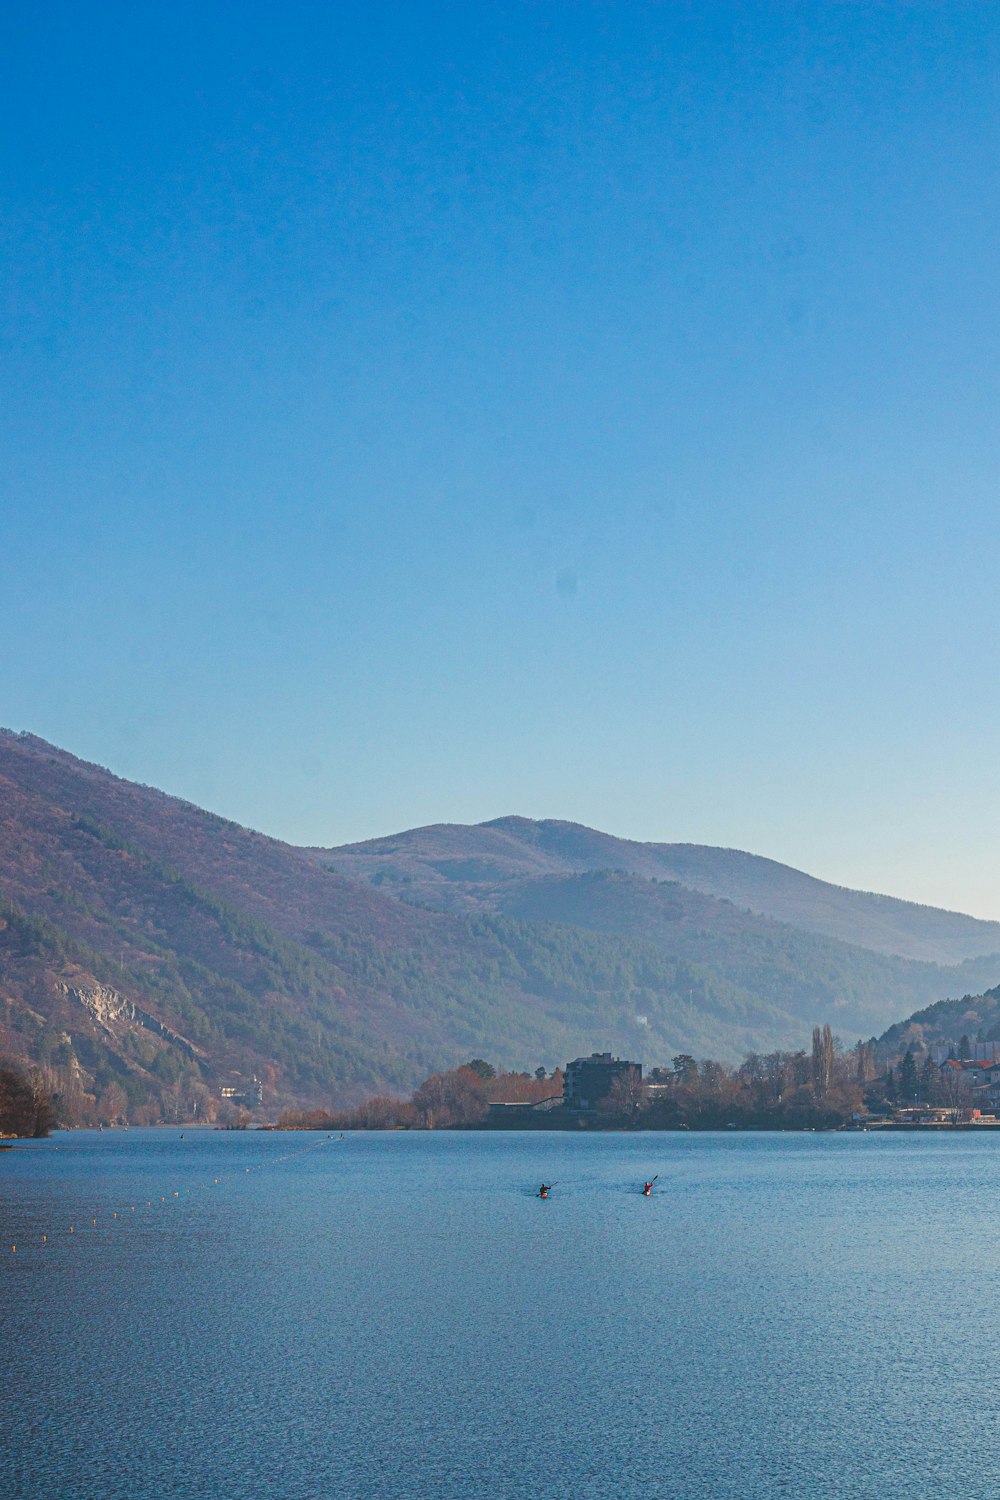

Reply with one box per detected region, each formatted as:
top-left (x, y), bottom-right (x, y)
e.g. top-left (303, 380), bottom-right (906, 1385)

top-left (6, 1132), bottom-right (333, 1261)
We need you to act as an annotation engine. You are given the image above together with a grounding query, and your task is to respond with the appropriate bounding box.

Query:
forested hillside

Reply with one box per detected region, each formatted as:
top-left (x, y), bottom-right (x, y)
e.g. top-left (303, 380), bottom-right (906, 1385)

top-left (314, 816), bottom-right (1000, 964)
top-left (877, 984), bottom-right (1000, 1060)
top-left (491, 870), bottom-right (1000, 1030)
top-left (0, 732), bottom-right (845, 1118)
top-left (1, 731), bottom-right (997, 1123)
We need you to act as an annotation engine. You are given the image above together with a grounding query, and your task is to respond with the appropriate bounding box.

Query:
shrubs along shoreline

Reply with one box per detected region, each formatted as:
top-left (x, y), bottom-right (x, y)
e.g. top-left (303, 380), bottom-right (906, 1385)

top-left (0, 1062), bottom-right (55, 1137)
top-left (278, 1032), bottom-right (884, 1132)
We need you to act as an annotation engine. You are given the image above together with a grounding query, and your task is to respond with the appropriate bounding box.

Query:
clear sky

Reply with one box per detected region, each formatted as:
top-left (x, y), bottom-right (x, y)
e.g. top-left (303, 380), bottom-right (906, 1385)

top-left (3, 2), bottom-right (999, 914)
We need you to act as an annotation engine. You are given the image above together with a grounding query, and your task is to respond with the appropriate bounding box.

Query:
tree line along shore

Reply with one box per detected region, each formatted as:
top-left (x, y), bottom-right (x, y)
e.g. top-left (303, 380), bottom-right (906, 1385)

top-left (2, 1027), bottom-right (990, 1137)
top-left (277, 1028), bottom-right (998, 1132)
top-left (0, 1061), bottom-right (55, 1138)
top-left (275, 1031), bottom-right (858, 1132)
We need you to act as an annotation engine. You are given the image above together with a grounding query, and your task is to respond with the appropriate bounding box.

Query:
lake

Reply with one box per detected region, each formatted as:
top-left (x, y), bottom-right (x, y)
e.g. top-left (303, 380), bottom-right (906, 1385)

top-left (3, 1127), bottom-right (1000, 1499)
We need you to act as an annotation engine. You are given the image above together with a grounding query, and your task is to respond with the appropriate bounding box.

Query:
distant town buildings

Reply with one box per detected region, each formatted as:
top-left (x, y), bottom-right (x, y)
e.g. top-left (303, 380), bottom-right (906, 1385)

top-left (219, 1075), bottom-right (264, 1108)
top-left (939, 1057), bottom-right (1000, 1109)
top-left (563, 1052), bottom-right (642, 1111)
top-left (929, 1041), bottom-right (1000, 1063)
top-left (486, 1096), bottom-right (562, 1120)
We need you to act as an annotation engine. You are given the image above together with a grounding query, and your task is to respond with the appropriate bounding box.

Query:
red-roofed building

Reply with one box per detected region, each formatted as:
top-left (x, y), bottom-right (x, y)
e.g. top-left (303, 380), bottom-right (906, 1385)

top-left (939, 1057), bottom-right (1000, 1107)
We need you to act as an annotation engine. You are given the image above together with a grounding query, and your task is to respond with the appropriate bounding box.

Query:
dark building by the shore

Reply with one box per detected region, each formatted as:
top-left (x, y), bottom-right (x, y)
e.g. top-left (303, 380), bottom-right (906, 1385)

top-left (564, 1052), bottom-right (642, 1111)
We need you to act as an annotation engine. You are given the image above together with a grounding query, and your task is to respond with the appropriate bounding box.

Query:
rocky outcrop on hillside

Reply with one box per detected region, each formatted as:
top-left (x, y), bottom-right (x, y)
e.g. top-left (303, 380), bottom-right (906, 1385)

top-left (61, 983), bottom-right (206, 1061)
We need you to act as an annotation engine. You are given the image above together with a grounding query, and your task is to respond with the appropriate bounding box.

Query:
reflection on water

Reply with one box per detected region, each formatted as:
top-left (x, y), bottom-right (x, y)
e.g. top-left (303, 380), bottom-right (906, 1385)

top-left (4, 1128), bottom-right (1000, 1499)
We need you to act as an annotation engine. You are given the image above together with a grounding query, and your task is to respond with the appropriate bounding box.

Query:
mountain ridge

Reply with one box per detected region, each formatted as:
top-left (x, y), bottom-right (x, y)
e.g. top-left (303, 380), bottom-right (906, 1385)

top-left (2, 730), bottom-right (999, 1121)
top-left (310, 816), bottom-right (1000, 965)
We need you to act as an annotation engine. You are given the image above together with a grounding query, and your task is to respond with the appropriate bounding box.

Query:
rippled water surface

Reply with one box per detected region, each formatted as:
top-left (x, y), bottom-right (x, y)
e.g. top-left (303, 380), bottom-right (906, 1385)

top-left (4, 1127), bottom-right (1000, 1499)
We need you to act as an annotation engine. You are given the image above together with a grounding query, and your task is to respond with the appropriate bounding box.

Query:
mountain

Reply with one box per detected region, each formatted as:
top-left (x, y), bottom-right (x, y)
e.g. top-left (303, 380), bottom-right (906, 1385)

top-left (311, 815), bottom-right (1000, 964)
top-left (311, 823), bottom-right (1000, 1051)
top-left (0, 731), bottom-right (870, 1115)
top-left (487, 870), bottom-right (1000, 1026)
top-left (2, 732), bottom-right (998, 1122)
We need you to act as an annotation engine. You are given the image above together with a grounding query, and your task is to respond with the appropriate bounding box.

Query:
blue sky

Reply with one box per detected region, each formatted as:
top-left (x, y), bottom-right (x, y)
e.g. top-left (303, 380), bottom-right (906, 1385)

top-left (3, 2), bottom-right (999, 914)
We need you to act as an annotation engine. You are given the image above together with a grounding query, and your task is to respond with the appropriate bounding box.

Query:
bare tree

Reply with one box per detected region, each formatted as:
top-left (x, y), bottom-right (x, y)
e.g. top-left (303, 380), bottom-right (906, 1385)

top-left (99, 1081), bottom-right (128, 1125)
top-left (411, 1067), bottom-right (488, 1128)
top-left (812, 1025), bottom-right (835, 1095)
top-left (938, 1064), bottom-right (973, 1122)
top-left (607, 1066), bottom-right (644, 1118)
top-left (854, 1040), bottom-right (876, 1085)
